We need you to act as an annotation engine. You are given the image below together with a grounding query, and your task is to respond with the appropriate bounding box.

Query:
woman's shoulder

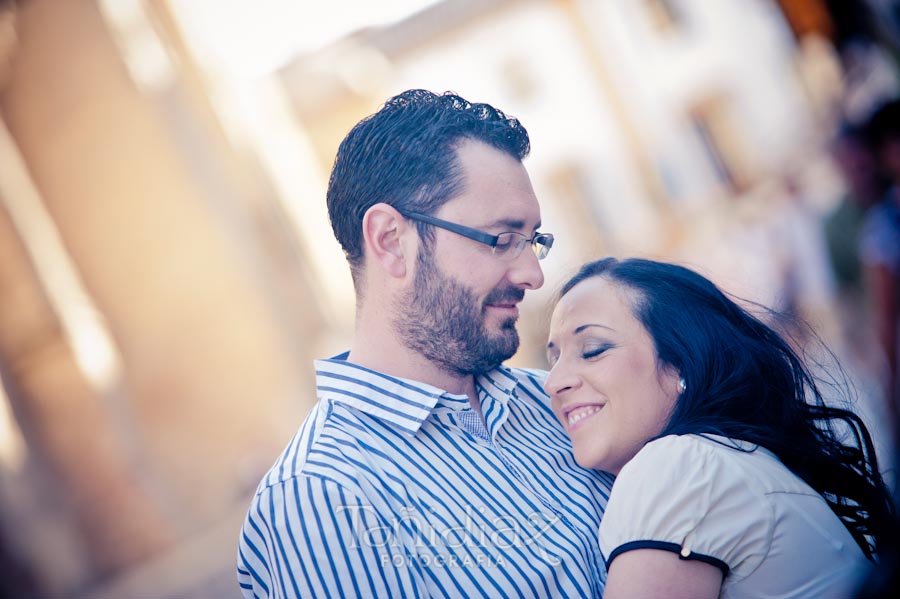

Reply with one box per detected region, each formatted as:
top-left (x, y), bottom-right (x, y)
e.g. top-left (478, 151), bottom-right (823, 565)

top-left (624, 434), bottom-right (747, 473)
top-left (640, 432), bottom-right (754, 452)
top-left (625, 433), bottom-right (820, 500)
top-left (601, 434), bottom-right (778, 579)
top-left (611, 433), bottom-right (773, 523)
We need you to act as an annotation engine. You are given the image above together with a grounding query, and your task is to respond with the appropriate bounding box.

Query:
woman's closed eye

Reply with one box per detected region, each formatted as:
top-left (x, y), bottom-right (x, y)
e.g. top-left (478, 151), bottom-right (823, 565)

top-left (546, 349), bottom-right (559, 368)
top-left (582, 345), bottom-right (612, 360)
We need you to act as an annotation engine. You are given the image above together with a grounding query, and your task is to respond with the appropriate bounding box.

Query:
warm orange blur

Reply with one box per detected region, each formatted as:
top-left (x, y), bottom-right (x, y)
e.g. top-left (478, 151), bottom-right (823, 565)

top-left (0, 0), bottom-right (896, 597)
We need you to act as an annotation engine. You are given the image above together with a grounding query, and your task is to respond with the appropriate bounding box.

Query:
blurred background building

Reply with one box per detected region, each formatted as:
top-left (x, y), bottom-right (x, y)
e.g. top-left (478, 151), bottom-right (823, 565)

top-left (0, 0), bottom-right (897, 596)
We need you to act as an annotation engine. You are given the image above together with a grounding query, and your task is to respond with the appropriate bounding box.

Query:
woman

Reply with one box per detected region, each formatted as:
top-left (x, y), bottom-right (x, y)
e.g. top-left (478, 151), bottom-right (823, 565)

top-left (545, 257), bottom-right (895, 598)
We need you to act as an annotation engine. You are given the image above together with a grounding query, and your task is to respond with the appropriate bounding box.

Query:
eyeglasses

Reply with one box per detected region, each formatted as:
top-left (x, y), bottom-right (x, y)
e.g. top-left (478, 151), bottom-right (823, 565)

top-left (398, 210), bottom-right (554, 260)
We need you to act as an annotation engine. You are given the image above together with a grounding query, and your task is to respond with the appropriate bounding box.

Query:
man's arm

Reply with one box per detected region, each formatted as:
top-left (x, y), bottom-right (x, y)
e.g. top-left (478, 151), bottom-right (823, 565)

top-left (238, 475), bottom-right (427, 598)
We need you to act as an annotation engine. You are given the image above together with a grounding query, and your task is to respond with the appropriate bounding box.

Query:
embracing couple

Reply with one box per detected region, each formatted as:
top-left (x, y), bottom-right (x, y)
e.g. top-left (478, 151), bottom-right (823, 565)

top-left (237, 90), bottom-right (894, 598)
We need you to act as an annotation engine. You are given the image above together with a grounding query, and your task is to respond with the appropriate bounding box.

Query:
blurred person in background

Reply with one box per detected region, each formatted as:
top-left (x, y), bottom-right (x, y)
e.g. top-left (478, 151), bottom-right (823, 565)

top-left (862, 98), bottom-right (900, 433)
top-left (825, 125), bottom-right (887, 346)
top-left (545, 257), bottom-right (896, 598)
top-left (237, 89), bottom-right (614, 598)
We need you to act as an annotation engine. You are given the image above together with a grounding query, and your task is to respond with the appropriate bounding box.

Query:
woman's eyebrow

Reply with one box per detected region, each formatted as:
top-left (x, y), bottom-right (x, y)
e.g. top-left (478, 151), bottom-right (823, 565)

top-left (574, 323), bottom-right (614, 335)
top-left (547, 323), bottom-right (615, 349)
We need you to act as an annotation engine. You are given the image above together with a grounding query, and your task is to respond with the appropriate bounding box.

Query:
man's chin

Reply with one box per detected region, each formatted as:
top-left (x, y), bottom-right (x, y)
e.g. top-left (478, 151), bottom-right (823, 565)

top-left (484, 312), bottom-right (518, 330)
top-left (500, 317), bottom-right (518, 331)
top-left (485, 329), bottom-right (520, 359)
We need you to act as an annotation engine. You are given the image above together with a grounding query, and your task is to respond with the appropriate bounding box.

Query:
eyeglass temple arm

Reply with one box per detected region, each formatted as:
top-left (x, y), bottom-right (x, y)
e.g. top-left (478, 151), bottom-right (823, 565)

top-left (398, 210), bottom-right (500, 247)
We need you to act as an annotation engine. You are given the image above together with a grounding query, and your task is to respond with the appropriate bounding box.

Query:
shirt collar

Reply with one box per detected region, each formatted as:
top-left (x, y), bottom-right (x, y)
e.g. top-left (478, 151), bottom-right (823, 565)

top-left (314, 354), bottom-right (518, 435)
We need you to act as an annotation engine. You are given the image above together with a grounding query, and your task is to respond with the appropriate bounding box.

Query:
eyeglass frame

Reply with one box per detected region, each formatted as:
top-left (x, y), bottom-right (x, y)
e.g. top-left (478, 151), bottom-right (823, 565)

top-left (397, 209), bottom-right (554, 260)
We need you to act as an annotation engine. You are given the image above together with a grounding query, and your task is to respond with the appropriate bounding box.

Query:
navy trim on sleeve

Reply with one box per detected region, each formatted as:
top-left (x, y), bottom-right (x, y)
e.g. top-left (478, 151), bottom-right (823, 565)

top-left (606, 540), bottom-right (730, 576)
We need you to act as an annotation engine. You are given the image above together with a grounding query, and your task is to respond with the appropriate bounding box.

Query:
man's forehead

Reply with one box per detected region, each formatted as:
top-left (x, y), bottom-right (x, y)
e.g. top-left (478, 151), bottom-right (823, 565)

top-left (438, 197), bottom-right (541, 231)
top-left (440, 179), bottom-right (540, 227)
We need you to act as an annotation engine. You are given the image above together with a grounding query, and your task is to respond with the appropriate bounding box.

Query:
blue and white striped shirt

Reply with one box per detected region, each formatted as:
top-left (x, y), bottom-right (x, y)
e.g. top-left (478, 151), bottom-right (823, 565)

top-left (238, 356), bottom-right (614, 598)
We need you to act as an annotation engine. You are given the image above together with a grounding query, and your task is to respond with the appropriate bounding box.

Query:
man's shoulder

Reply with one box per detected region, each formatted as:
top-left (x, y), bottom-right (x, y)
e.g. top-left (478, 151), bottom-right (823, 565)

top-left (255, 401), bottom-right (376, 497)
top-left (503, 366), bottom-right (548, 388)
top-left (503, 366), bottom-right (550, 402)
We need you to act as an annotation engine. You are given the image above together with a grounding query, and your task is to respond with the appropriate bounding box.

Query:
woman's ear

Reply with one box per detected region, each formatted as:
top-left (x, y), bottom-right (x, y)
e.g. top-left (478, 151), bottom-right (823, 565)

top-left (361, 203), bottom-right (414, 279)
top-left (659, 365), bottom-right (683, 403)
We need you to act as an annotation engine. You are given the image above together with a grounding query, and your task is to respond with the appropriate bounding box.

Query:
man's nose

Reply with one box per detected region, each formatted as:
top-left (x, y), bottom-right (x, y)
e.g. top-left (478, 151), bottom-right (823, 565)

top-left (507, 246), bottom-right (544, 290)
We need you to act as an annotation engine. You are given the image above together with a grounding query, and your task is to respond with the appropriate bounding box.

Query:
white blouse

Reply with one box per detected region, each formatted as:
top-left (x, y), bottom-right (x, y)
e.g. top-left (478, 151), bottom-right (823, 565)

top-left (598, 434), bottom-right (870, 598)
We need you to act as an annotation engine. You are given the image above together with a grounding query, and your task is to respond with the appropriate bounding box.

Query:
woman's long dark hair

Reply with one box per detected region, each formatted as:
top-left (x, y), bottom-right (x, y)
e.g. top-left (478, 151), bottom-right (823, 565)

top-left (560, 257), bottom-right (895, 560)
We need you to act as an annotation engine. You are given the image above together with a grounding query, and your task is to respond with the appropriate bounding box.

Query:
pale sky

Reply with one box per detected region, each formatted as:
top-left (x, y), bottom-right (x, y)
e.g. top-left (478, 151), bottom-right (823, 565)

top-left (171, 0), bottom-right (442, 77)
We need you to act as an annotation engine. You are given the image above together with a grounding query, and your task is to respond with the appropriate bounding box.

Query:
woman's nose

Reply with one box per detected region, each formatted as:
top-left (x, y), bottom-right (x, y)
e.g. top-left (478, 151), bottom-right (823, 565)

top-left (544, 362), bottom-right (580, 398)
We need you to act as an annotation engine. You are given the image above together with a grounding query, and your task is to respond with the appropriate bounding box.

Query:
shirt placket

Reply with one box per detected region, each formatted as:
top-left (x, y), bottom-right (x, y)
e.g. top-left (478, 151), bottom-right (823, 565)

top-left (475, 388), bottom-right (569, 524)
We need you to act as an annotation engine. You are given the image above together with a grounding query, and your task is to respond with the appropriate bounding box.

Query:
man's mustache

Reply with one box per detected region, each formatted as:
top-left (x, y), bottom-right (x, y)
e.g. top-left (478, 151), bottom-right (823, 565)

top-left (483, 288), bottom-right (525, 306)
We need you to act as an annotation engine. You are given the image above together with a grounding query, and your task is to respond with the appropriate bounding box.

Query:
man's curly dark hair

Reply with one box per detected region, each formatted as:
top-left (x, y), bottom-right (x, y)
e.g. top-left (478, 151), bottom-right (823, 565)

top-left (326, 89), bottom-right (530, 284)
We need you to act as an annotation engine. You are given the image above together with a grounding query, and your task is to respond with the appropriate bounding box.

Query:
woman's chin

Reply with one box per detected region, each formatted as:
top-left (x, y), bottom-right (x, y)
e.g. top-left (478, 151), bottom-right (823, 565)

top-left (573, 448), bottom-right (607, 472)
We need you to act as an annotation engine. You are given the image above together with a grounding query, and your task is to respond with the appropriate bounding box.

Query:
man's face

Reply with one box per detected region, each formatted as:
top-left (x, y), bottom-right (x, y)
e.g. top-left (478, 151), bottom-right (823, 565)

top-left (397, 249), bottom-right (524, 375)
top-left (394, 139), bottom-right (545, 375)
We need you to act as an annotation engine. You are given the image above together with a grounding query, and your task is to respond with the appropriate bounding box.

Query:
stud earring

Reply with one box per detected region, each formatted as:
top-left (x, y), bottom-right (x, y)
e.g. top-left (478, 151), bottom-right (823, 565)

top-left (678, 378), bottom-right (686, 393)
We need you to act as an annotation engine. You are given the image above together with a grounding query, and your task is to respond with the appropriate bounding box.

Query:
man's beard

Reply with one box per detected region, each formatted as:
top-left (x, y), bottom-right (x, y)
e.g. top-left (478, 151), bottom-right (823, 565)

top-left (394, 250), bottom-right (524, 376)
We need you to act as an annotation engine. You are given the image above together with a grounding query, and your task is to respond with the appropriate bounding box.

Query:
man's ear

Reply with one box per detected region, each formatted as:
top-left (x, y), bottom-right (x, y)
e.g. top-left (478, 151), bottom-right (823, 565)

top-left (361, 203), bottom-right (415, 278)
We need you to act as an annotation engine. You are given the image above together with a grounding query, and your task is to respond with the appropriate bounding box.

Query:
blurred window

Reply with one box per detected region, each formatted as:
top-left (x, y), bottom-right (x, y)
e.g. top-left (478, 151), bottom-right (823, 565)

top-left (642, 0), bottom-right (685, 33)
top-left (689, 96), bottom-right (750, 193)
top-left (547, 163), bottom-right (611, 255)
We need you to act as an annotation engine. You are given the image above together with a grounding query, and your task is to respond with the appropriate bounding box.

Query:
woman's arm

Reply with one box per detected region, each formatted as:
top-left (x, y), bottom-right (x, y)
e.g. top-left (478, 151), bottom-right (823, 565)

top-left (604, 548), bottom-right (723, 599)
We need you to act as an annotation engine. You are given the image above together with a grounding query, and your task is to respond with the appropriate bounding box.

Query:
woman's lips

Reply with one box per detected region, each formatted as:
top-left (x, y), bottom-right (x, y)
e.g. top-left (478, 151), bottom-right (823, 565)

top-left (563, 403), bottom-right (604, 432)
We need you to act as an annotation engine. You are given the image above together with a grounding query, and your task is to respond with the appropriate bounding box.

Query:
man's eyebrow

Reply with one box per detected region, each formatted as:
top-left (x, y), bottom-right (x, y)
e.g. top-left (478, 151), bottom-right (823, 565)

top-left (486, 218), bottom-right (541, 231)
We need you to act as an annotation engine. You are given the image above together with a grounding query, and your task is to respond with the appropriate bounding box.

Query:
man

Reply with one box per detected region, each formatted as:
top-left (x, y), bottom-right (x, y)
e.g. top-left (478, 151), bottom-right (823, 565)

top-left (862, 99), bottom-right (900, 428)
top-left (237, 89), bottom-right (613, 598)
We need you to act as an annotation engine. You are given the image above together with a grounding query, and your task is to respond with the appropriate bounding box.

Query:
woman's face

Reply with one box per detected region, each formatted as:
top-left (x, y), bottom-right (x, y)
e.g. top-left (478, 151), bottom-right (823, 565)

top-left (545, 276), bottom-right (680, 474)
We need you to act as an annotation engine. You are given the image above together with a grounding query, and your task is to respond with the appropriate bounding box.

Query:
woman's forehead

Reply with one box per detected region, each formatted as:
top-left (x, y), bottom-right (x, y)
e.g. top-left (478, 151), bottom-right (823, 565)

top-left (551, 277), bottom-right (641, 331)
